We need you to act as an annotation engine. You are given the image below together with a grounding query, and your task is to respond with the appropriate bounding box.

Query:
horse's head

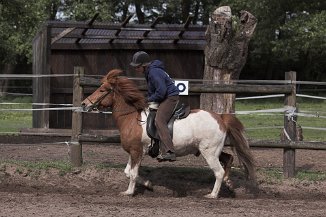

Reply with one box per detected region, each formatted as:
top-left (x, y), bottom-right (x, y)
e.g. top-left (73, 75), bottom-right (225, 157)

top-left (82, 69), bottom-right (123, 112)
top-left (81, 81), bottom-right (114, 112)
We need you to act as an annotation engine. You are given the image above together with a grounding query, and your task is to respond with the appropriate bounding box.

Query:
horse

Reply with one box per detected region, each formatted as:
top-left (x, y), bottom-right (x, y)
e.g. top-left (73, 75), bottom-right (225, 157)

top-left (81, 69), bottom-right (256, 199)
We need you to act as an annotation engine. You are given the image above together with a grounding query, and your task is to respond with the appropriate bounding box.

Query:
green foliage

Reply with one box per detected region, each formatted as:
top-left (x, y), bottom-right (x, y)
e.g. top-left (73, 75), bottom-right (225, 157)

top-left (0, 0), bottom-right (61, 63)
top-left (0, 0), bottom-right (325, 82)
top-left (220, 0), bottom-right (326, 81)
top-left (62, 0), bottom-right (115, 21)
top-left (272, 11), bottom-right (326, 80)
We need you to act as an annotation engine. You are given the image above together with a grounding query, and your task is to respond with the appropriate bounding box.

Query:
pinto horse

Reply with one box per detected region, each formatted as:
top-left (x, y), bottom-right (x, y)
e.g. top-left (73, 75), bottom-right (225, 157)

top-left (82, 69), bottom-right (256, 198)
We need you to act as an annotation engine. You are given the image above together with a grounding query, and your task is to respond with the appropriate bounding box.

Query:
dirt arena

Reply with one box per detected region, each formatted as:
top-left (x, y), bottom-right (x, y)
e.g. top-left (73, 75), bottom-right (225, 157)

top-left (1, 137), bottom-right (326, 217)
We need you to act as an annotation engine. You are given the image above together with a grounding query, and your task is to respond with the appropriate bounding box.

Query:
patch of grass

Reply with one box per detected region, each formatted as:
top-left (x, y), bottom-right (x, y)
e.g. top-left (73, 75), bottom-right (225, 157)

top-left (236, 97), bottom-right (326, 141)
top-left (257, 168), bottom-right (326, 183)
top-left (296, 170), bottom-right (326, 182)
top-left (95, 162), bottom-right (126, 169)
top-left (1, 160), bottom-right (73, 176)
top-left (0, 96), bottom-right (32, 133)
top-left (258, 168), bottom-right (284, 184)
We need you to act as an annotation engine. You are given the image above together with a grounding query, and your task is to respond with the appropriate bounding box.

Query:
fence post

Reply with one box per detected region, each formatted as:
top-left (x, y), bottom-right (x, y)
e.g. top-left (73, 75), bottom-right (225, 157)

top-left (70, 66), bottom-right (84, 166)
top-left (283, 71), bottom-right (297, 178)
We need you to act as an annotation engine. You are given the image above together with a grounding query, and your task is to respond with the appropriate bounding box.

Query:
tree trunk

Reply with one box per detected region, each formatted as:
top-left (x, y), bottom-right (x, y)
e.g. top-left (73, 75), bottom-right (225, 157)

top-left (192, 0), bottom-right (200, 24)
top-left (200, 6), bottom-right (257, 113)
top-left (0, 64), bottom-right (15, 97)
top-left (135, 2), bottom-right (145, 23)
top-left (181, 0), bottom-right (192, 23)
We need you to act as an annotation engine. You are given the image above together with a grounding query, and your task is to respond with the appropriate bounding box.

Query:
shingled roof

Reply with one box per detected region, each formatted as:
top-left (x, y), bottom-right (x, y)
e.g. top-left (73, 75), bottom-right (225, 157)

top-left (48, 16), bottom-right (207, 50)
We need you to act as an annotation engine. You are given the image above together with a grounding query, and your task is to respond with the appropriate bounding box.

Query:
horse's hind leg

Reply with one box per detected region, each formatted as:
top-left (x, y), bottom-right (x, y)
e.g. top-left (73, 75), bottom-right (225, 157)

top-left (201, 147), bottom-right (225, 199)
top-left (220, 151), bottom-right (234, 189)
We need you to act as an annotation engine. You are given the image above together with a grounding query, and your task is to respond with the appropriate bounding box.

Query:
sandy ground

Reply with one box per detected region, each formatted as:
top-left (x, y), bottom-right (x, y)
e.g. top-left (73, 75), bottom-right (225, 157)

top-left (0, 139), bottom-right (326, 217)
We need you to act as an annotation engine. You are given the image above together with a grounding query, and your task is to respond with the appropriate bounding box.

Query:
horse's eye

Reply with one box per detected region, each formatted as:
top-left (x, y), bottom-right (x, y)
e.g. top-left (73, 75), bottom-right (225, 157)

top-left (100, 89), bottom-right (105, 92)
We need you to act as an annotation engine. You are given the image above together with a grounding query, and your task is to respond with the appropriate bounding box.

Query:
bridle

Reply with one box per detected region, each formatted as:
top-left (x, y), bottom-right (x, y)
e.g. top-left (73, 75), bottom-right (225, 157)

top-left (85, 88), bottom-right (138, 117)
top-left (85, 88), bottom-right (113, 111)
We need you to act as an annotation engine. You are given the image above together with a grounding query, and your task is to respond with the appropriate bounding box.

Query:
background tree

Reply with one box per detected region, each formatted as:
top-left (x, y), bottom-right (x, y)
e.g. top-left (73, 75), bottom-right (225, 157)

top-left (0, 0), bottom-right (325, 96)
top-left (200, 6), bottom-right (257, 113)
top-left (220, 0), bottom-right (326, 81)
top-left (0, 0), bottom-right (62, 95)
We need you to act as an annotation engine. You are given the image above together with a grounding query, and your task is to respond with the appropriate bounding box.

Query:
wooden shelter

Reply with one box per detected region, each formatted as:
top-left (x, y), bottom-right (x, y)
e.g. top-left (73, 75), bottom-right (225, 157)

top-left (32, 16), bottom-right (207, 130)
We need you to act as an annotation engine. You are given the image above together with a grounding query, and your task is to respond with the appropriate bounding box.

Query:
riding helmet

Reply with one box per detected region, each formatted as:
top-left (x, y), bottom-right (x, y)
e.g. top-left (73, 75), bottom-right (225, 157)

top-left (130, 51), bottom-right (150, 67)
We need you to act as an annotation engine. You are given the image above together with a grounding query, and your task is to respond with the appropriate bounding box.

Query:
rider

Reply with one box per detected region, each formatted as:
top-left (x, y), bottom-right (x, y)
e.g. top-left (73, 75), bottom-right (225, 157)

top-left (130, 51), bottom-right (179, 162)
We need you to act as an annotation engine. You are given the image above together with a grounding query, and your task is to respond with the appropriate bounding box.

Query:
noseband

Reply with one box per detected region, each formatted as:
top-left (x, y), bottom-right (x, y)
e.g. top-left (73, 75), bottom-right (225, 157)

top-left (86, 87), bottom-right (138, 116)
top-left (86, 88), bottom-right (113, 111)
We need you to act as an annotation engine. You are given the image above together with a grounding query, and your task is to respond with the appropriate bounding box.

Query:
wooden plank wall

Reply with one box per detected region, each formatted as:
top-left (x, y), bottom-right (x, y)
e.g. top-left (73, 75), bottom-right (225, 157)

top-left (48, 46), bottom-right (204, 129)
top-left (32, 26), bottom-right (51, 128)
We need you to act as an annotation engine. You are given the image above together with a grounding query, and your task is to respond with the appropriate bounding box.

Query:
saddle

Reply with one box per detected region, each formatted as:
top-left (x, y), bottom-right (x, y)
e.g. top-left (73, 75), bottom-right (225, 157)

top-left (146, 102), bottom-right (190, 158)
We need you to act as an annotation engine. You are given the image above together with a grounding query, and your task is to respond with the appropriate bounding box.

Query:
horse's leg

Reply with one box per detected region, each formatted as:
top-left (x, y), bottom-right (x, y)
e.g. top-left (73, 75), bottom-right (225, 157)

top-left (121, 150), bottom-right (153, 196)
top-left (219, 151), bottom-right (234, 189)
top-left (121, 151), bottom-right (141, 196)
top-left (201, 146), bottom-right (225, 199)
top-left (124, 156), bottom-right (131, 178)
top-left (136, 176), bottom-right (153, 191)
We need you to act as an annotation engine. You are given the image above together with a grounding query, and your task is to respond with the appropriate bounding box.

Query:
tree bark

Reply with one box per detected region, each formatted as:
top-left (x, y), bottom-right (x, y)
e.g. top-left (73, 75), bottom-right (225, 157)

top-left (200, 6), bottom-right (257, 113)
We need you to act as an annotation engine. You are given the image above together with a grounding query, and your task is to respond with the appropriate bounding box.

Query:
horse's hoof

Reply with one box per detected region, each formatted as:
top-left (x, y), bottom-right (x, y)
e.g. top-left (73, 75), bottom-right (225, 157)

top-left (120, 191), bottom-right (134, 196)
top-left (204, 193), bottom-right (218, 199)
top-left (224, 179), bottom-right (234, 189)
top-left (145, 180), bottom-right (153, 191)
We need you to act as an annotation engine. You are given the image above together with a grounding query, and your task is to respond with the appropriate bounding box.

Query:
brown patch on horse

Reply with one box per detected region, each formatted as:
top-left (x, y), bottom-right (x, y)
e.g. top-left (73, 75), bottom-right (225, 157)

top-left (220, 114), bottom-right (257, 181)
top-left (220, 114), bottom-right (245, 132)
top-left (190, 109), bottom-right (201, 113)
top-left (209, 112), bottom-right (227, 132)
top-left (119, 112), bottom-right (144, 168)
top-left (102, 69), bottom-right (147, 167)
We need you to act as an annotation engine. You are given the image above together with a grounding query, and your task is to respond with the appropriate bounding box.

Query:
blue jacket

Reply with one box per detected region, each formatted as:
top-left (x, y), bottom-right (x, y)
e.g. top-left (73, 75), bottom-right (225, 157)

top-left (145, 60), bottom-right (179, 103)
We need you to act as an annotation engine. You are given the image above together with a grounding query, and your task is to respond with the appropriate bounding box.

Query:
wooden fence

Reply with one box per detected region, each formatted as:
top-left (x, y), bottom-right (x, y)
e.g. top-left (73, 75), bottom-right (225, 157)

top-left (71, 66), bottom-right (326, 178)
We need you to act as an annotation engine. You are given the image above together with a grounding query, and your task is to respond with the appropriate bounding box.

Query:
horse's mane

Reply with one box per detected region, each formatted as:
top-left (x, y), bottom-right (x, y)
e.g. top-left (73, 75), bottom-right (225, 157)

top-left (102, 69), bottom-right (147, 111)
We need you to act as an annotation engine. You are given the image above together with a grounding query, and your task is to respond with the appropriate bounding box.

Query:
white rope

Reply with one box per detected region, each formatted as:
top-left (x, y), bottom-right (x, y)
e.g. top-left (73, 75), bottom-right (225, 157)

top-left (236, 94), bottom-right (326, 101)
top-left (0, 92), bottom-right (32, 96)
top-left (0, 102), bottom-right (73, 106)
top-left (0, 107), bottom-right (80, 111)
top-left (283, 128), bottom-right (292, 141)
top-left (300, 110), bottom-right (326, 115)
top-left (296, 94), bottom-right (326, 100)
top-left (302, 126), bottom-right (326, 131)
top-left (296, 112), bottom-right (326, 119)
top-left (0, 140), bottom-right (80, 146)
top-left (236, 108), bottom-right (285, 115)
top-left (284, 106), bottom-right (299, 124)
top-left (1, 104), bottom-right (325, 119)
top-left (236, 94), bottom-right (284, 100)
top-left (0, 74), bottom-right (75, 78)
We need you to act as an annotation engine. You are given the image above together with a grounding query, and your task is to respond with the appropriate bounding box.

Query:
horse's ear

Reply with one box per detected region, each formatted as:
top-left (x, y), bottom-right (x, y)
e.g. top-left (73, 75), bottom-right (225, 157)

top-left (103, 69), bottom-right (123, 85)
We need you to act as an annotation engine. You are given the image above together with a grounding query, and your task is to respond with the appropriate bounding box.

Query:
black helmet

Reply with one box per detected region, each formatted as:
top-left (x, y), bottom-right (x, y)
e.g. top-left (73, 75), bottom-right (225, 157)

top-left (130, 51), bottom-right (150, 67)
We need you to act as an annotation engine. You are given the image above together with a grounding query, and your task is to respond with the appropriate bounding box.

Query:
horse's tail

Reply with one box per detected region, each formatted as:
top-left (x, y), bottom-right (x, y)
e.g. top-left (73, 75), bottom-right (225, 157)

top-left (221, 114), bottom-right (256, 181)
